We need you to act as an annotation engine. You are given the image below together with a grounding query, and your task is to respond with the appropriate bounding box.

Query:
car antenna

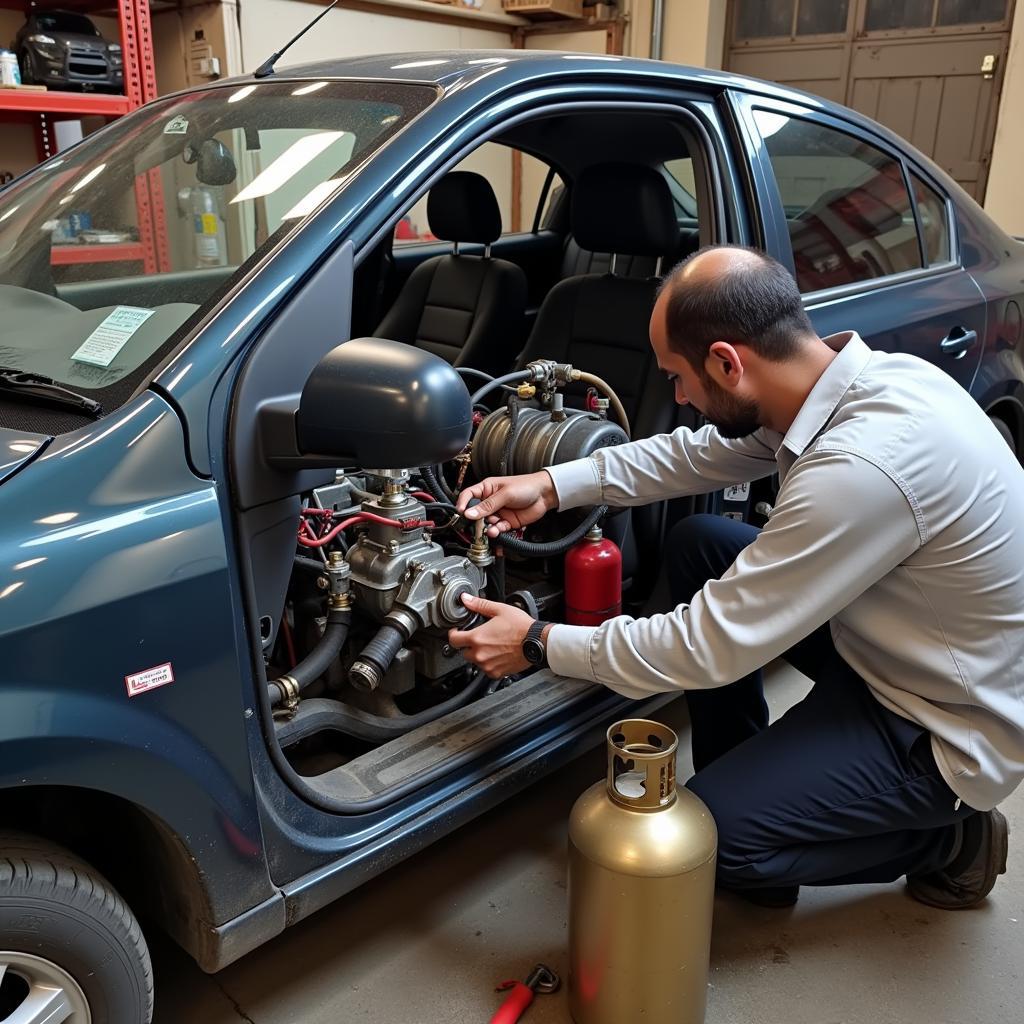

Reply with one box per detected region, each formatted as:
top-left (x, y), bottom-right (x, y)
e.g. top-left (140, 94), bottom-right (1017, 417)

top-left (253, 0), bottom-right (340, 79)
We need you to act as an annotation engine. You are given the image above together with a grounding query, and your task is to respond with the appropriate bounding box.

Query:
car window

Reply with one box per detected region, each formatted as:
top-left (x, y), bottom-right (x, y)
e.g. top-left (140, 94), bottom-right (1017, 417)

top-left (753, 109), bottom-right (922, 293)
top-left (910, 172), bottom-right (951, 266)
top-left (0, 80), bottom-right (434, 395)
top-left (663, 158), bottom-right (699, 218)
top-left (394, 143), bottom-right (561, 245)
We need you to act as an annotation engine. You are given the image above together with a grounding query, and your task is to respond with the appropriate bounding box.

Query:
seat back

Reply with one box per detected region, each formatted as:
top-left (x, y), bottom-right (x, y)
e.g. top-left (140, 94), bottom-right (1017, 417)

top-left (517, 163), bottom-right (684, 592)
top-left (376, 171), bottom-right (527, 375)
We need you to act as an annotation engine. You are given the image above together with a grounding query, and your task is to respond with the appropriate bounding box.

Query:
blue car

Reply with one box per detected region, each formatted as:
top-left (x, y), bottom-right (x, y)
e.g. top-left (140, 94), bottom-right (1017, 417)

top-left (1, 50), bottom-right (1022, 1023)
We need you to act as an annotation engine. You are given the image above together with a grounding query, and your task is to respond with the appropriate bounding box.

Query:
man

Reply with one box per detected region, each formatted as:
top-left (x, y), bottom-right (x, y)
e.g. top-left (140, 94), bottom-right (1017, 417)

top-left (449, 244), bottom-right (1024, 909)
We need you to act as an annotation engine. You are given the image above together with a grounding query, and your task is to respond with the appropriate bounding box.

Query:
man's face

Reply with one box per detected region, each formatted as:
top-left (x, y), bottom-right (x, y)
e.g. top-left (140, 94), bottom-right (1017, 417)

top-left (650, 291), bottom-right (764, 439)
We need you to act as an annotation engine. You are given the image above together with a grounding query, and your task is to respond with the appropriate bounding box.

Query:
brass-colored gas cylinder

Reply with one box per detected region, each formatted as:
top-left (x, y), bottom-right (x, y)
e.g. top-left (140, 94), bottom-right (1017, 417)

top-left (568, 719), bottom-right (718, 1024)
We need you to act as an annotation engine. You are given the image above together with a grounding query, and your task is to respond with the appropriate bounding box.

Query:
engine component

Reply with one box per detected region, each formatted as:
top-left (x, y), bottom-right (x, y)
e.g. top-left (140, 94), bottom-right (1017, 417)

top-left (564, 525), bottom-right (621, 626)
top-left (472, 405), bottom-right (627, 479)
top-left (346, 490), bottom-right (486, 690)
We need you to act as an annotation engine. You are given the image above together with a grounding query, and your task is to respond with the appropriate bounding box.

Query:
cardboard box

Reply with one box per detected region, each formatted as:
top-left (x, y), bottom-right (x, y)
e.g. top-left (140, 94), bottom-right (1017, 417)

top-left (502, 0), bottom-right (585, 20)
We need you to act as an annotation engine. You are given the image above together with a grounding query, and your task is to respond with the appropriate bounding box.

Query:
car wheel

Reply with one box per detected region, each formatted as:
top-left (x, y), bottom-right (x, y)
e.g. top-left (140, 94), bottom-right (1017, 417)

top-left (989, 415), bottom-right (1016, 456)
top-left (16, 50), bottom-right (35, 86)
top-left (0, 832), bottom-right (153, 1024)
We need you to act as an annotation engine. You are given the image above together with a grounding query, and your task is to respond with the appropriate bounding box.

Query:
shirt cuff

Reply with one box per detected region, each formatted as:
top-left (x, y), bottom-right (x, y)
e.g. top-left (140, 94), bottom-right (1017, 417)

top-left (547, 623), bottom-right (599, 682)
top-left (545, 458), bottom-right (603, 511)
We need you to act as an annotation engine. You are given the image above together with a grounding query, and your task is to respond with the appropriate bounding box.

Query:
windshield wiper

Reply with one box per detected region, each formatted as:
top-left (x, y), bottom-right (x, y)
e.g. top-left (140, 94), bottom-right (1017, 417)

top-left (0, 367), bottom-right (102, 418)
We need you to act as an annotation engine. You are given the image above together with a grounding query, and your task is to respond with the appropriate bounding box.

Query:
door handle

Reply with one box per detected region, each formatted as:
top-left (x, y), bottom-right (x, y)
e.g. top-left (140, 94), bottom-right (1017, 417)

top-left (940, 326), bottom-right (978, 360)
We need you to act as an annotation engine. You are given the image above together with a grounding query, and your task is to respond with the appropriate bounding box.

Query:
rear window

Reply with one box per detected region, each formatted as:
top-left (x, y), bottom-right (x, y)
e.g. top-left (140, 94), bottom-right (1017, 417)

top-left (753, 109), bottom-right (922, 293)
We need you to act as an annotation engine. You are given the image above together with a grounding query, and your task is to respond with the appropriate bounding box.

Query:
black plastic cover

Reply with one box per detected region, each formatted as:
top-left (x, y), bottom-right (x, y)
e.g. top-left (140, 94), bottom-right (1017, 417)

top-left (296, 337), bottom-right (472, 468)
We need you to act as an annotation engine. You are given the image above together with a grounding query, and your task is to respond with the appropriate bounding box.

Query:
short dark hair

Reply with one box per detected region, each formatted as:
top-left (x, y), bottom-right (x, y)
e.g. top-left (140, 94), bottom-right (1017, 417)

top-left (658, 245), bottom-right (814, 371)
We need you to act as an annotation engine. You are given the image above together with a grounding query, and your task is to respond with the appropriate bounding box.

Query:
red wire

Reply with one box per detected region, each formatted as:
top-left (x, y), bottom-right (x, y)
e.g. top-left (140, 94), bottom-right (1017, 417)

top-left (410, 490), bottom-right (436, 502)
top-left (297, 512), bottom-right (432, 548)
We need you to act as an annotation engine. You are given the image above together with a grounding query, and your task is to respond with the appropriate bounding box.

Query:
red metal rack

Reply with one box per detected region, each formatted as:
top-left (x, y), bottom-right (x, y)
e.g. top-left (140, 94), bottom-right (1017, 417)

top-left (0, 0), bottom-right (169, 272)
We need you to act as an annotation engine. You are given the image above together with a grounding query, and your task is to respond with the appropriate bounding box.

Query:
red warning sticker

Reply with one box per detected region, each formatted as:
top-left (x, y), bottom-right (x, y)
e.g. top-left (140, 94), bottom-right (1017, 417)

top-left (124, 662), bottom-right (174, 697)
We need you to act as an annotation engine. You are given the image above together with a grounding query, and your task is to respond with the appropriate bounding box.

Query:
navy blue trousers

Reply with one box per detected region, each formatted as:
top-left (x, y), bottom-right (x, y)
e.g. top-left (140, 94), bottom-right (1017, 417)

top-left (671, 514), bottom-right (972, 892)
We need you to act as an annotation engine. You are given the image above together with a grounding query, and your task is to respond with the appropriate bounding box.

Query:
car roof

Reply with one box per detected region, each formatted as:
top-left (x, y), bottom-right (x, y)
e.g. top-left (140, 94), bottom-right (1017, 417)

top-left (218, 49), bottom-right (817, 107)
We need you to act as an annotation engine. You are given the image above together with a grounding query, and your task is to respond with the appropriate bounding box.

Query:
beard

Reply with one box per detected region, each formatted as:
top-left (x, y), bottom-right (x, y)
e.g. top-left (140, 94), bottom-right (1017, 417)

top-left (700, 375), bottom-right (763, 439)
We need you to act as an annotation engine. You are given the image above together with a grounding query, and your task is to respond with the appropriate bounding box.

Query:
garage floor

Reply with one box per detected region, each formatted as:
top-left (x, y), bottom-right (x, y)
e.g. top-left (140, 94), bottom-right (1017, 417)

top-left (151, 664), bottom-right (1023, 1024)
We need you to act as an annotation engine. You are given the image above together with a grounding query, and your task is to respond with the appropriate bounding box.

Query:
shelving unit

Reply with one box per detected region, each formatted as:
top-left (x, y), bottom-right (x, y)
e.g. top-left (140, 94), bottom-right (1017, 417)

top-left (0, 0), bottom-right (169, 272)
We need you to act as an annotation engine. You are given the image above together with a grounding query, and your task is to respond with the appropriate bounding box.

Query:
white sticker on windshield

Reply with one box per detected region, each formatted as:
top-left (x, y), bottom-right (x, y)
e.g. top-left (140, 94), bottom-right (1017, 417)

top-left (163, 115), bottom-right (189, 135)
top-left (72, 306), bottom-right (156, 368)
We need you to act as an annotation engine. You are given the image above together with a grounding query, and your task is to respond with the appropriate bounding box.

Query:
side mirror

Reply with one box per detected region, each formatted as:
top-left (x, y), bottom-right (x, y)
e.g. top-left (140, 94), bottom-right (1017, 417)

top-left (292, 338), bottom-right (472, 469)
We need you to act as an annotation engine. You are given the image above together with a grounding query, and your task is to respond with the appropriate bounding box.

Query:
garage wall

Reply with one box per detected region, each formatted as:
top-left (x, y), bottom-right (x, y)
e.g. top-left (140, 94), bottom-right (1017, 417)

top-left (238, 0), bottom-right (512, 71)
top-left (984, 0), bottom-right (1024, 236)
top-left (625, 0), bottom-right (726, 66)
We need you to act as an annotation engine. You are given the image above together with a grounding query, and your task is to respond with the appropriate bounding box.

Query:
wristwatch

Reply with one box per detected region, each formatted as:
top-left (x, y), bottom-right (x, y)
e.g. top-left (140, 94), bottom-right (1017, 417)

top-left (522, 620), bottom-right (551, 668)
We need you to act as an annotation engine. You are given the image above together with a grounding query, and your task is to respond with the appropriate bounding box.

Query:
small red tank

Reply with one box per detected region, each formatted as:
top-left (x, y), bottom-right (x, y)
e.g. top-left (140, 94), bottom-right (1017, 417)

top-left (565, 525), bottom-right (622, 626)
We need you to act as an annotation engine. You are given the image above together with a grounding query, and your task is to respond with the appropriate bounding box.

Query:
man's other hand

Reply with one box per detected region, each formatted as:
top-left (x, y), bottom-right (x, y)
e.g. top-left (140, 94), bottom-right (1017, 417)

top-left (455, 470), bottom-right (558, 539)
top-left (448, 593), bottom-right (536, 678)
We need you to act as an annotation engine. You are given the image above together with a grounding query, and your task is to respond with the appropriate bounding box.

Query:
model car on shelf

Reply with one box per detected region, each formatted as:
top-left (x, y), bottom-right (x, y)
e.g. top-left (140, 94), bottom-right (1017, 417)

top-left (14, 9), bottom-right (123, 93)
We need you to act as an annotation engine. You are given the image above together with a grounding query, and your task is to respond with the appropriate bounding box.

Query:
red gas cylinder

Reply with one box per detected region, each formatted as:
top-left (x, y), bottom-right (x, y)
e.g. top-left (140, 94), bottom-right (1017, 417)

top-left (565, 525), bottom-right (622, 626)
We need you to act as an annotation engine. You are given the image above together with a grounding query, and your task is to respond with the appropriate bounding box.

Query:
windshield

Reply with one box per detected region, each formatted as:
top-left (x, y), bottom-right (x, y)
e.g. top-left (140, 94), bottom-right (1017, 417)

top-left (0, 79), bottom-right (434, 411)
top-left (35, 14), bottom-right (101, 35)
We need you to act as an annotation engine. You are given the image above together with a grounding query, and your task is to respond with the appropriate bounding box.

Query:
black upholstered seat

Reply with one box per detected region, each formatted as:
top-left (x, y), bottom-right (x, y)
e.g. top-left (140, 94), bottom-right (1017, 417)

top-left (376, 171), bottom-right (527, 375)
top-left (517, 163), bottom-right (684, 589)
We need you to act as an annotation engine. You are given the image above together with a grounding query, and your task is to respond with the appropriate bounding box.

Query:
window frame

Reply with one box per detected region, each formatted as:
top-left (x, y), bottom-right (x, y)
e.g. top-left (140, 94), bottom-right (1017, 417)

top-left (358, 97), bottom-right (731, 264)
top-left (736, 93), bottom-right (958, 304)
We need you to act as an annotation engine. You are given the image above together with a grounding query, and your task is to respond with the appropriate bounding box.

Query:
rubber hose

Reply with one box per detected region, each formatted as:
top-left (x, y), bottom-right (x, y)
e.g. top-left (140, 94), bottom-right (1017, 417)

top-left (495, 504), bottom-right (607, 558)
top-left (268, 608), bottom-right (352, 706)
top-left (575, 370), bottom-right (631, 439)
top-left (499, 395), bottom-right (520, 477)
top-left (469, 370), bottom-right (532, 408)
top-left (420, 464), bottom-right (454, 504)
top-left (293, 555), bottom-right (328, 576)
top-left (275, 670), bottom-right (490, 745)
top-left (354, 621), bottom-right (406, 679)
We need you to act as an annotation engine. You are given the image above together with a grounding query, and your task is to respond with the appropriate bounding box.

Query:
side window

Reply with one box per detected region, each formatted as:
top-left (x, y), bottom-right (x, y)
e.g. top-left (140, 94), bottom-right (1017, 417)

top-left (393, 143), bottom-right (561, 245)
top-left (910, 172), bottom-right (951, 266)
top-left (753, 110), bottom-right (922, 293)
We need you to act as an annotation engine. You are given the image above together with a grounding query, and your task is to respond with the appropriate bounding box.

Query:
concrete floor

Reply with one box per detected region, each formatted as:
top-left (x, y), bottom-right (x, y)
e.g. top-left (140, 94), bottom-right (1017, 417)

top-left (151, 665), bottom-right (1023, 1024)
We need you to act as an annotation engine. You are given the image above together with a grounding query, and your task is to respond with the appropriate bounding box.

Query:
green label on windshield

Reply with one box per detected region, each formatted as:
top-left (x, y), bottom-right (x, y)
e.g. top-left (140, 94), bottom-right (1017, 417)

top-left (72, 306), bottom-right (156, 368)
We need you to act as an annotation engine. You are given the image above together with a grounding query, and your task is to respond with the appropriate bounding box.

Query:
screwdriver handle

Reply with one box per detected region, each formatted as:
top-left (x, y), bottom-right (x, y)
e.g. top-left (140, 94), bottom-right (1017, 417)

top-left (489, 981), bottom-right (534, 1024)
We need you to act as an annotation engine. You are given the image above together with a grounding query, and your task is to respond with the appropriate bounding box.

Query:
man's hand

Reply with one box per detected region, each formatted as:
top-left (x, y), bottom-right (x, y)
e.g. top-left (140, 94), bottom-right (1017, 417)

top-left (456, 470), bottom-right (558, 539)
top-left (448, 593), bottom-right (537, 678)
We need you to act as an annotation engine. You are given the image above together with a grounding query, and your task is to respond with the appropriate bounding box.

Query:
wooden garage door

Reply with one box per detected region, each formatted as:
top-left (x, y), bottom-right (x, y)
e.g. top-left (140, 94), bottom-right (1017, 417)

top-left (726, 0), bottom-right (1014, 200)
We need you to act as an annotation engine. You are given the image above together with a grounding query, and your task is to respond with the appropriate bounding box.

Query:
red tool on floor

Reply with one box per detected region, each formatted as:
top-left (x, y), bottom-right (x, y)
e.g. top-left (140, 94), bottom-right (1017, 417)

top-left (489, 964), bottom-right (560, 1023)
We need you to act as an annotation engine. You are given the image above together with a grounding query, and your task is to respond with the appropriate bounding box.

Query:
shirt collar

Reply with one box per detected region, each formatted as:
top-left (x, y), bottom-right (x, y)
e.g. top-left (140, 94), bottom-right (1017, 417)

top-left (781, 331), bottom-right (872, 457)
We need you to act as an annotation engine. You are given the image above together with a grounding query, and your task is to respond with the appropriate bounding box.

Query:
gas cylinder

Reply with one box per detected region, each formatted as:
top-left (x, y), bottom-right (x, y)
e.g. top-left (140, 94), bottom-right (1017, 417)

top-left (568, 719), bottom-right (718, 1024)
top-left (564, 525), bottom-right (621, 626)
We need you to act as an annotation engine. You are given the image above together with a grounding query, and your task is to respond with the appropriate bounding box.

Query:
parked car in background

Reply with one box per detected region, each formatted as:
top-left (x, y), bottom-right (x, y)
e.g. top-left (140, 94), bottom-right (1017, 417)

top-left (0, 50), bottom-right (1022, 1024)
top-left (15, 9), bottom-right (123, 92)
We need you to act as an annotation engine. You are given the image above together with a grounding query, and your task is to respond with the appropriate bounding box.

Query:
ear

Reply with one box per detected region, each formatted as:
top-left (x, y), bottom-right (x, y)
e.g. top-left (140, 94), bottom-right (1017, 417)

top-left (705, 341), bottom-right (744, 388)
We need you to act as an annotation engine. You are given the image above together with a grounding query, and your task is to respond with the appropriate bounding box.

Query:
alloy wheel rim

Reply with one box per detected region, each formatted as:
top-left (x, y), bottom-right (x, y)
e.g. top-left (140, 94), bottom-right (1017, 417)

top-left (0, 952), bottom-right (91, 1024)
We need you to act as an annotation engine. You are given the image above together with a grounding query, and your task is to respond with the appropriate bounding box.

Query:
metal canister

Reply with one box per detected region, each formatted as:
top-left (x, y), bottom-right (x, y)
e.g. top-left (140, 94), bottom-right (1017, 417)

top-left (568, 719), bottom-right (717, 1024)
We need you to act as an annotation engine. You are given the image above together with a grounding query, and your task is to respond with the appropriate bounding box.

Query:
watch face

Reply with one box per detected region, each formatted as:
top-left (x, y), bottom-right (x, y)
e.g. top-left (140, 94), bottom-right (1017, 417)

top-left (523, 637), bottom-right (545, 665)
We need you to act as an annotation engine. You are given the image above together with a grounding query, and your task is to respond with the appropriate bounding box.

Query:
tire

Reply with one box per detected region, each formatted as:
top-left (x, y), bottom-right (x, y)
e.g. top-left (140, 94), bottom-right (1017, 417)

top-left (16, 50), bottom-right (34, 86)
top-left (989, 415), bottom-right (1016, 456)
top-left (0, 832), bottom-right (153, 1024)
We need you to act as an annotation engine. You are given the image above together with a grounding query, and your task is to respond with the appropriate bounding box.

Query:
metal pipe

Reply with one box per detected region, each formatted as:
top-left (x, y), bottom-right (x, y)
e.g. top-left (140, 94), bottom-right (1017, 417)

top-left (651, 0), bottom-right (665, 61)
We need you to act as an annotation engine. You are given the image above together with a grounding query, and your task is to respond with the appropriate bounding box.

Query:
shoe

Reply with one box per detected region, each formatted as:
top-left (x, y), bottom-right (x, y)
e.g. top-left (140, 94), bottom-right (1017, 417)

top-left (728, 885), bottom-right (800, 908)
top-left (907, 808), bottom-right (1009, 910)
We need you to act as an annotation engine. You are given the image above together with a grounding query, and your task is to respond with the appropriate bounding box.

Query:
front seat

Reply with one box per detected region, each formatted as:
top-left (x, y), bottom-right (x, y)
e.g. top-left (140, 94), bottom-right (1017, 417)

top-left (376, 171), bottom-right (527, 376)
top-left (516, 163), bottom-right (683, 592)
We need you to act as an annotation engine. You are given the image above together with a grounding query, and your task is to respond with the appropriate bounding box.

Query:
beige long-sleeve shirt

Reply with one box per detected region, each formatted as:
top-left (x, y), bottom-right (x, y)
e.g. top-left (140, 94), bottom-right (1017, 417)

top-left (545, 332), bottom-right (1024, 811)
